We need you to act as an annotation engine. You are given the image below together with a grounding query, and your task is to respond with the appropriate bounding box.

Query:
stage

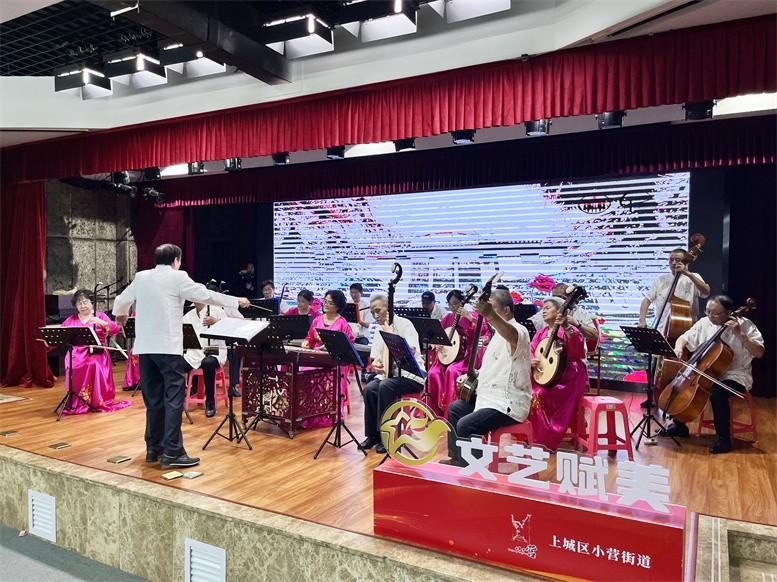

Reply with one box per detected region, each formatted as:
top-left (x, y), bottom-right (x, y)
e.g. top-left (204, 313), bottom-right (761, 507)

top-left (1, 362), bottom-right (776, 580)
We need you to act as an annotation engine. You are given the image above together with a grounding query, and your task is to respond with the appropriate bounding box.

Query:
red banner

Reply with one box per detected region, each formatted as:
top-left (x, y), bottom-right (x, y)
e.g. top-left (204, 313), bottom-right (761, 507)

top-left (374, 460), bottom-right (685, 581)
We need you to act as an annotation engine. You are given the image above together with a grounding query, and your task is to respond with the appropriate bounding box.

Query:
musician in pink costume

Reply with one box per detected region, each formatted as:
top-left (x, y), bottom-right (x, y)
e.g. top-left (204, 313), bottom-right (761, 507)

top-left (61, 289), bottom-right (131, 415)
top-left (426, 290), bottom-right (486, 415)
top-left (301, 290), bottom-right (355, 428)
top-left (528, 297), bottom-right (588, 450)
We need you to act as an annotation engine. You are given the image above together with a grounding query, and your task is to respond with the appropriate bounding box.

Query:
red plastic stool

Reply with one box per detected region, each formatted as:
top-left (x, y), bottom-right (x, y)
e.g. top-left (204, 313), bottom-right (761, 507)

top-left (185, 367), bottom-right (228, 410)
top-left (486, 423), bottom-right (533, 474)
top-left (695, 391), bottom-right (757, 442)
top-left (575, 395), bottom-right (634, 460)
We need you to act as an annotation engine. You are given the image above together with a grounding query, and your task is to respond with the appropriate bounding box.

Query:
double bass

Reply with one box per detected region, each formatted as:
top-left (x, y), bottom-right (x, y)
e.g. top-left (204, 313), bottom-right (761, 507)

top-left (456, 272), bottom-right (501, 403)
top-left (657, 298), bottom-right (755, 423)
top-left (436, 284), bottom-right (479, 366)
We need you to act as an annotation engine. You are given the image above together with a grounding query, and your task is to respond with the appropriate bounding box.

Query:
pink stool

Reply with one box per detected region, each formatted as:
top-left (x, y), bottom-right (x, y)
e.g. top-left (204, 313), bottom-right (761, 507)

top-left (575, 396), bottom-right (634, 460)
top-left (486, 423), bottom-right (534, 474)
top-left (185, 367), bottom-right (228, 410)
top-left (695, 391), bottom-right (757, 442)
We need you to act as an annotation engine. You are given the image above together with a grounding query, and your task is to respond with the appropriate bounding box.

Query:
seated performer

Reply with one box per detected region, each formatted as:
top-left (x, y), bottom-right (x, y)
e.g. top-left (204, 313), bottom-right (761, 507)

top-left (426, 290), bottom-right (476, 415)
top-left (122, 309), bottom-right (140, 391)
top-left (348, 283), bottom-right (374, 345)
top-left (261, 279), bottom-right (289, 314)
top-left (285, 289), bottom-right (318, 322)
top-left (360, 293), bottom-right (425, 454)
top-left (60, 289), bottom-right (131, 415)
top-left (421, 291), bottom-right (446, 320)
top-left (440, 288), bottom-right (531, 466)
top-left (182, 302), bottom-right (227, 417)
top-left (528, 297), bottom-right (588, 451)
top-left (530, 283), bottom-right (598, 347)
top-left (658, 295), bottom-right (764, 454)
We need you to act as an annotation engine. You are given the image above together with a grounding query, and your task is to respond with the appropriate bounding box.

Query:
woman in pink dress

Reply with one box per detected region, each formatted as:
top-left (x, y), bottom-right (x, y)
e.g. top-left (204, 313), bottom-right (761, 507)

top-left (284, 289), bottom-right (319, 322)
top-left (61, 290), bottom-right (132, 415)
top-left (528, 297), bottom-right (588, 450)
top-left (301, 290), bottom-right (355, 428)
top-left (426, 290), bottom-right (478, 416)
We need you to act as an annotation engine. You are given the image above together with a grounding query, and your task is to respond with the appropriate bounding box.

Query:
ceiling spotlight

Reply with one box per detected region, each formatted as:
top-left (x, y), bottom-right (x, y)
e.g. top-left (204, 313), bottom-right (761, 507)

top-left (272, 152), bottom-right (290, 165)
top-left (342, 1), bottom-right (418, 43)
top-left (224, 158), bottom-right (242, 172)
top-left (429, 0), bottom-right (511, 23)
top-left (451, 130), bottom-right (476, 144)
top-left (683, 100), bottom-right (715, 120)
top-left (188, 162), bottom-right (206, 175)
top-left (142, 187), bottom-right (166, 204)
top-left (394, 138), bottom-right (416, 152)
top-left (263, 14), bottom-right (334, 59)
top-left (159, 44), bottom-right (226, 78)
top-left (596, 111), bottom-right (626, 130)
top-left (326, 146), bottom-right (346, 160)
top-left (524, 119), bottom-right (551, 137)
top-left (54, 66), bottom-right (112, 99)
top-left (105, 51), bottom-right (167, 88)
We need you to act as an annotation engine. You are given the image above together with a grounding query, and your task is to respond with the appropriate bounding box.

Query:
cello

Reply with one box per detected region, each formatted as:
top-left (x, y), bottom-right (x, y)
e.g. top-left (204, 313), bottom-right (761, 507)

top-left (657, 298), bottom-right (755, 423)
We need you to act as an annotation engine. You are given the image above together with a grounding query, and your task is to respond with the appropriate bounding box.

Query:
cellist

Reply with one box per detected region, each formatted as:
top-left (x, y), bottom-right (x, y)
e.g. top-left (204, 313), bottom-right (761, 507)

top-left (658, 295), bottom-right (764, 454)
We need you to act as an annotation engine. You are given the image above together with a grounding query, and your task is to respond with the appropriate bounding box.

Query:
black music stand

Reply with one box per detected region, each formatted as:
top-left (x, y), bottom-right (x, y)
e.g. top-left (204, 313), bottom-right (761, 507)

top-left (269, 315), bottom-right (309, 341)
top-left (394, 307), bottom-right (429, 319)
top-left (620, 326), bottom-right (680, 449)
top-left (518, 319), bottom-right (538, 339)
top-left (40, 326), bottom-right (100, 421)
top-left (313, 329), bottom-right (367, 459)
top-left (252, 298), bottom-right (280, 316)
top-left (239, 303), bottom-right (273, 320)
top-left (238, 326), bottom-right (286, 442)
top-left (407, 316), bottom-right (450, 408)
top-left (341, 303), bottom-right (358, 324)
top-left (514, 303), bottom-right (539, 321)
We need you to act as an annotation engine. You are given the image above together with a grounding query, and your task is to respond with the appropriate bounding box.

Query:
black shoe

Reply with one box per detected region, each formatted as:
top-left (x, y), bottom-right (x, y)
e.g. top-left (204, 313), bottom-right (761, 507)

top-left (658, 423), bottom-right (690, 438)
top-left (145, 450), bottom-right (161, 463)
top-left (229, 386), bottom-right (241, 398)
top-left (639, 398), bottom-right (650, 409)
top-left (160, 454), bottom-right (200, 469)
top-left (375, 442), bottom-right (387, 455)
top-left (710, 438), bottom-right (732, 454)
top-left (123, 385), bottom-right (137, 392)
top-left (439, 457), bottom-right (466, 467)
top-left (205, 408), bottom-right (216, 418)
top-left (359, 437), bottom-right (378, 450)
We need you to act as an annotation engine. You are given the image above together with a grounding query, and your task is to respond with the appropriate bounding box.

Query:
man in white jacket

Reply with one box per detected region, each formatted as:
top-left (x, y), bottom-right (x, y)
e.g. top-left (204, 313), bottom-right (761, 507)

top-left (113, 244), bottom-right (249, 469)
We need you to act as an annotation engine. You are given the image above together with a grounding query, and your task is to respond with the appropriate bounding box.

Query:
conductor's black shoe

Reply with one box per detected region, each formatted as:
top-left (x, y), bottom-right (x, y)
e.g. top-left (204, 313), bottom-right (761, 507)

top-left (145, 450), bottom-right (161, 463)
top-left (123, 385), bottom-right (137, 392)
top-left (658, 423), bottom-right (689, 438)
top-left (160, 454), bottom-right (200, 469)
top-left (359, 437), bottom-right (378, 450)
top-left (205, 408), bottom-right (216, 418)
top-left (229, 386), bottom-right (241, 398)
top-left (709, 439), bottom-right (732, 454)
top-left (375, 442), bottom-right (387, 455)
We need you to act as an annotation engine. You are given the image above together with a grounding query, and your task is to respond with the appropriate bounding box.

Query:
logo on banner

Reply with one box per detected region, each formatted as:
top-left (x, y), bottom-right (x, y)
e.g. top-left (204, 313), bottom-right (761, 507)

top-left (508, 514), bottom-right (537, 559)
top-left (379, 399), bottom-right (450, 466)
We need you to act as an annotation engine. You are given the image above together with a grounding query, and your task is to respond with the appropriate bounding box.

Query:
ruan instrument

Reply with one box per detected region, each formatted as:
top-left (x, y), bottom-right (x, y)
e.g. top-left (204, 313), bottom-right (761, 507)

top-left (437, 284), bottom-right (479, 366)
top-left (456, 272), bottom-right (501, 403)
top-left (532, 285), bottom-right (588, 387)
top-left (381, 262), bottom-right (403, 378)
top-left (657, 298), bottom-right (755, 423)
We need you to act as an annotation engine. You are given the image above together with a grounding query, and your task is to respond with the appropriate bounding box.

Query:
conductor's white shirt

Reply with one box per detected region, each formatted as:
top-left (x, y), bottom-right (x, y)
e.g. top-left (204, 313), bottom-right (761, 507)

top-left (113, 265), bottom-right (239, 355)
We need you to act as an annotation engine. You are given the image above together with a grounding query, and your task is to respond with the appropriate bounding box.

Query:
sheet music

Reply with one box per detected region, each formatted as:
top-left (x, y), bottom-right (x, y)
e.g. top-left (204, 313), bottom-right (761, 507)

top-left (202, 317), bottom-right (270, 343)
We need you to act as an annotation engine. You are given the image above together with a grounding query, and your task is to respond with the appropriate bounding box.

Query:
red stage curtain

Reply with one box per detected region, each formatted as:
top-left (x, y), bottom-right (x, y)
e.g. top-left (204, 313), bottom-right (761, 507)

top-left (134, 204), bottom-right (195, 274)
top-left (1, 16), bottom-right (774, 183)
top-left (152, 115), bottom-right (776, 207)
top-left (0, 182), bottom-right (55, 387)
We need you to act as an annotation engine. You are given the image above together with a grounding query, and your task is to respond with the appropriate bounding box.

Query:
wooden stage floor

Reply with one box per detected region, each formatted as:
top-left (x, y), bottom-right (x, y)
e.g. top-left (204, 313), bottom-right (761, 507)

top-left (1, 362), bottom-right (776, 536)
